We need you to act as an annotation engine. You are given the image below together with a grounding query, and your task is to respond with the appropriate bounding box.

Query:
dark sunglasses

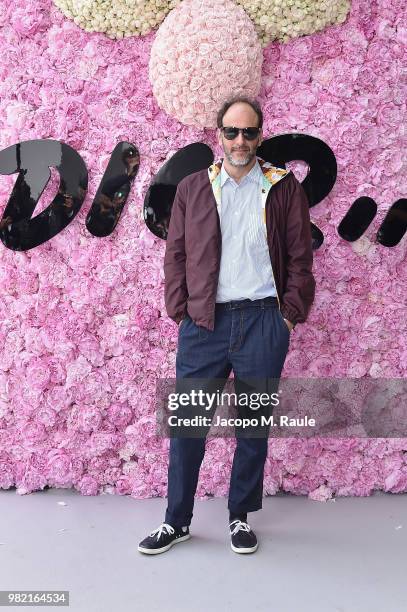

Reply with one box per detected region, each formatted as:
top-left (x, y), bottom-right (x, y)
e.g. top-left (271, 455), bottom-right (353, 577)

top-left (220, 126), bottom-right (261, 141)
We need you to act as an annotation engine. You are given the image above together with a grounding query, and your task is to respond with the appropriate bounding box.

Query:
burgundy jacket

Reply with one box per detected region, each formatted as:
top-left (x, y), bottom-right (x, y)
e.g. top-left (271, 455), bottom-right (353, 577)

top-left (164, 156), bottom-right (316, 331)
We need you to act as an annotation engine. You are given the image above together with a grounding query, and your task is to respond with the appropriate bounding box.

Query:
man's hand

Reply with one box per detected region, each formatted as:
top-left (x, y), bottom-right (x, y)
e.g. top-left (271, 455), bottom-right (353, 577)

top-left (283, 318), bottom-right (295, 332)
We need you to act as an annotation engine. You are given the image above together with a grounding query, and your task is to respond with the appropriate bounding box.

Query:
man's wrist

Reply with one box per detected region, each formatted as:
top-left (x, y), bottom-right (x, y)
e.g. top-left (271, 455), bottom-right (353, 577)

top-left (283, 317), bottom-right (296, 332)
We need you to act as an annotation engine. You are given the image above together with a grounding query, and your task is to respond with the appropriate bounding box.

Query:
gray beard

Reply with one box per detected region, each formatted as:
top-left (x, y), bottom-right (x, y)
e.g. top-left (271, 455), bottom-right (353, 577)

top-left (225, 150), bottom-right (256, 167)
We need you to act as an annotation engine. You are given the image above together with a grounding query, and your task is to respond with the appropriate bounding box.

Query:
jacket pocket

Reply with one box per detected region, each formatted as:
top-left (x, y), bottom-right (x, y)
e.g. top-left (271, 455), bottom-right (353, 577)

top-left (198, 324), bottom-right (209, 340)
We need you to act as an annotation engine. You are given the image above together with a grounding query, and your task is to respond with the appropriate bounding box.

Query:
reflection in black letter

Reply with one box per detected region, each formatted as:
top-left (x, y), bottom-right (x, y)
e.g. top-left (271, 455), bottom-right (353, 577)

top-left (0, 139), bottom-right (88, 251)
top-left (86, 142), bottom-right (139, 237)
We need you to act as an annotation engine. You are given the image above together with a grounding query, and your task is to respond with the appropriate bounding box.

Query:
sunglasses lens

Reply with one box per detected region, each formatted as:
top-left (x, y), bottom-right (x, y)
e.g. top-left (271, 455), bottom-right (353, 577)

top-left (243, 128), bottom-right (260, 140)
top-left (223, 127), bottom-right (239, 140)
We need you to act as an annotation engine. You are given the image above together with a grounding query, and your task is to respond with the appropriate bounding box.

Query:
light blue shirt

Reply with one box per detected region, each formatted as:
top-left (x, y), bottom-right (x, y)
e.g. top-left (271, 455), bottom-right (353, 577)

top-left (215, 159), bottom-right (278, 302)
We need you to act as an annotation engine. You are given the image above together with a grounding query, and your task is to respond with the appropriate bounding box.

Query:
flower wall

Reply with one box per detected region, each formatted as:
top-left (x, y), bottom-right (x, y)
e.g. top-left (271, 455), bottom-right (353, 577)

top-left (0, 0), bottom-right (406, 500)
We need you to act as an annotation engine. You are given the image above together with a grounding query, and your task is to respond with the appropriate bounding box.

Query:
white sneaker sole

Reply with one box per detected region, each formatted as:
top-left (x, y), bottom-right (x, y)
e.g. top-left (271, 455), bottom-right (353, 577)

top-left (231, 541), bottom-right (258, 554)
top-left (138, 533), bottom-right (191, 555)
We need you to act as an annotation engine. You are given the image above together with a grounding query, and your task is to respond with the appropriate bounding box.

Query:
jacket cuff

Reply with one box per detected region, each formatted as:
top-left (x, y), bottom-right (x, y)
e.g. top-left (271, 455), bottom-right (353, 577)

top-left (280, 304), bottom-right (301, 327)
top-left (173, 311), bottom-right (187, 324)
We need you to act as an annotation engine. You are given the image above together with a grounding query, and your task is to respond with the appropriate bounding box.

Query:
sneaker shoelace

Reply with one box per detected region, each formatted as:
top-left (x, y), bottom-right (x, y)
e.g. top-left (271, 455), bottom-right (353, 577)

top-left (230, 519), bottom-right (252, 536)
top-left (149, 523), bottom-right (175, 541)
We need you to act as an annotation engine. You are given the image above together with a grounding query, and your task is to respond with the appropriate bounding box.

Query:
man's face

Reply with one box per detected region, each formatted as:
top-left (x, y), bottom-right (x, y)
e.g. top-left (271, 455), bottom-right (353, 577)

top-left (217, 102), bottom-right (263, 167)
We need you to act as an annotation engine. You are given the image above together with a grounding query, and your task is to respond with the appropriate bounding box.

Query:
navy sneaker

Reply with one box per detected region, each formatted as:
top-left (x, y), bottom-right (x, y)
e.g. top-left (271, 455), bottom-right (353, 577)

top-left (138, 522), bottom-right (191, 555)
top-left (229, 519), bottom-right (258, 554)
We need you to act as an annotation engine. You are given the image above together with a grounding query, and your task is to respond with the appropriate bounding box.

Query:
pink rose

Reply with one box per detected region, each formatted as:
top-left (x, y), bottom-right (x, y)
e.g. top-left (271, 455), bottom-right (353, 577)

top-left (376, 102), bottom-right (402, 129)
top-left (0, 453), bottom-right (14, 489)
top-left (356, 66), bottom-right (379, 92)
top-left (115, 476), bottom-right (132, 495)
top-left (21, 421), bottom-right (48, 444)
top-left (78, 406), bottom-right (103, 433)
top-left (76, 475), bottom-right (99, 495)
top-left (312, 33), bottom-right (343, 59)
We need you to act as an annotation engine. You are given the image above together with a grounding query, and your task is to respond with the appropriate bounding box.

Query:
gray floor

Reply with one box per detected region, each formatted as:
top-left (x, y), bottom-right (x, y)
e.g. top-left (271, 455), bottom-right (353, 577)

top-left (0, 488), bottom-right (406, 612)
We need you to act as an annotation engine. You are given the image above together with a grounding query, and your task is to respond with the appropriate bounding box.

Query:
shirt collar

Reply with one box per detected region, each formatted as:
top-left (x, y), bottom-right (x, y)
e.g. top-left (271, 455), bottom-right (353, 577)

top-left (220, 158), bottom-right (262, 187)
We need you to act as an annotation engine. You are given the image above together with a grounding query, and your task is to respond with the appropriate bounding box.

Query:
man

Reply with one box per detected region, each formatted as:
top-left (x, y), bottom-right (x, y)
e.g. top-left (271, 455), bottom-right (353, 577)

top-left (138, 95), bottom-right (316, 555)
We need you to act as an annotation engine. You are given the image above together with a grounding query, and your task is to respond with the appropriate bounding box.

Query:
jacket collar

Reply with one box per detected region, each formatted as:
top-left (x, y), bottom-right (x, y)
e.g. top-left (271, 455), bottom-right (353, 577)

top-left (208, 156), bottom-right (290, 215)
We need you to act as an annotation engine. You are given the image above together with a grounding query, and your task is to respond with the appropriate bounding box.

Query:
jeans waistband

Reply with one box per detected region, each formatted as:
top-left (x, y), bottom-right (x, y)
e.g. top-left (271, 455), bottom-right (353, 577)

top-left (215, 296), bottom-right (279, 311)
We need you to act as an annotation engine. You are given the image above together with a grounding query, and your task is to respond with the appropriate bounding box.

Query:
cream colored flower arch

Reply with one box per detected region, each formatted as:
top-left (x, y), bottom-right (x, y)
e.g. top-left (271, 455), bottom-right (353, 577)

top-left (53, 0), bottom-right (351, 45)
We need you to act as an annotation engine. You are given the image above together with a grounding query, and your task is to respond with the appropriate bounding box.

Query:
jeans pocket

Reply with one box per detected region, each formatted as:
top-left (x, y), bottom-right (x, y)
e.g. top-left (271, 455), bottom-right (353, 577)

top-left (198, 324), bottom-right (209, 341)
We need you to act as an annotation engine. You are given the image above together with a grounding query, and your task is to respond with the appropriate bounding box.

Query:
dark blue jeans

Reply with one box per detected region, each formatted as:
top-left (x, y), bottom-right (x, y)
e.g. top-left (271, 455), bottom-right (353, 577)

top-left (164, 297), bottom-right (291, 527)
